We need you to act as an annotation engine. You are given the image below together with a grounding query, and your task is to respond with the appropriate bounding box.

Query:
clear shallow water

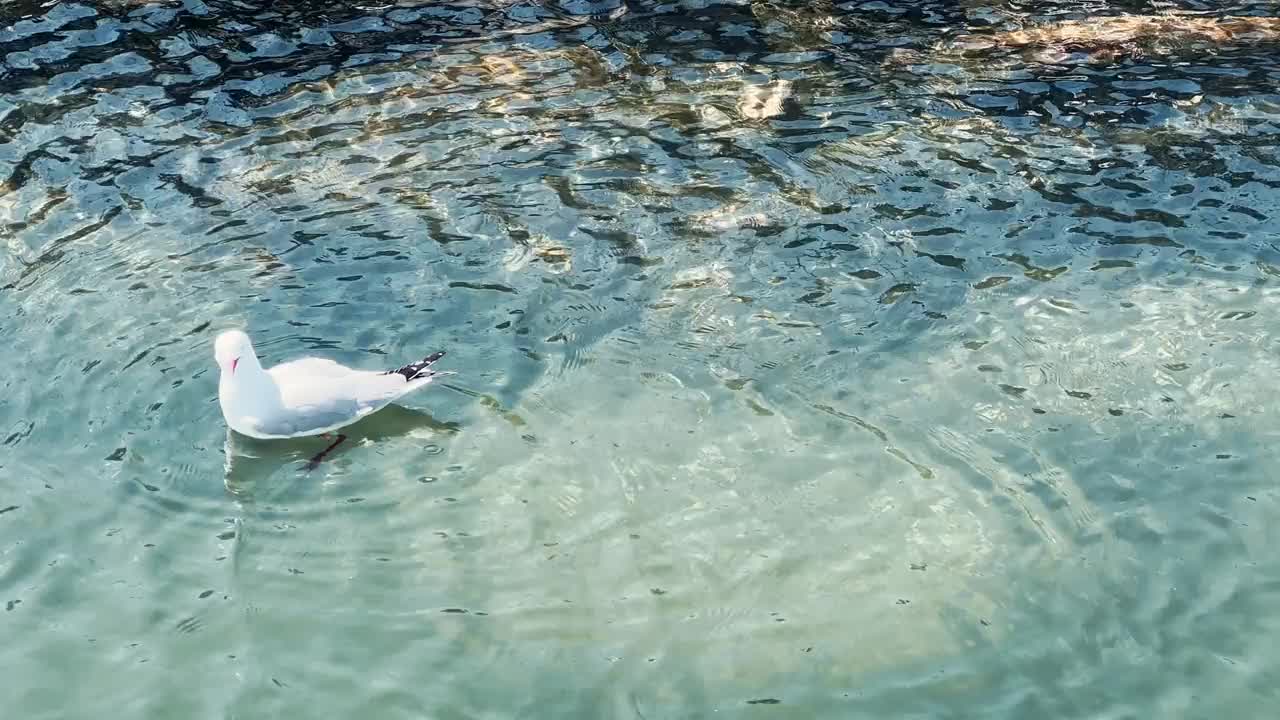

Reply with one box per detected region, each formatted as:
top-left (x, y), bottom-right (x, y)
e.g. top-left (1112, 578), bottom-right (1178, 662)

top-left (3, 0), bottom-right (1280, 715)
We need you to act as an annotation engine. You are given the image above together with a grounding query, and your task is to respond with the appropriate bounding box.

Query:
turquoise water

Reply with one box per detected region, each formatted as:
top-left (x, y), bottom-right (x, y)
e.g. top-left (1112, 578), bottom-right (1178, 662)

top-left (3, 1), bottom-right (1280, 716)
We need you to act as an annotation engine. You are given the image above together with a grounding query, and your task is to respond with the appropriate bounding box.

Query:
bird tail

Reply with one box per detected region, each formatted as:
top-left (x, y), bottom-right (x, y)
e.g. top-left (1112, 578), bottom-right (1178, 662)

top-left (388, 350), bottom-right (448, 381)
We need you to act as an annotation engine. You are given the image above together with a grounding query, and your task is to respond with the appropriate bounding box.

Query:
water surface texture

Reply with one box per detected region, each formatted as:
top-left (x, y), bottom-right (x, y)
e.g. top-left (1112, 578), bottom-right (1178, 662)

top-left (3, 0), bottom-right (1280, 716)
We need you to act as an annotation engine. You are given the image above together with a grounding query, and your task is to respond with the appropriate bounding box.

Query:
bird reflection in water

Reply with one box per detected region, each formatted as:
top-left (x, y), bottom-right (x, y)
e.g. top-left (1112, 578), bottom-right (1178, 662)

top-left (222, 404), bottom-right (461, 496)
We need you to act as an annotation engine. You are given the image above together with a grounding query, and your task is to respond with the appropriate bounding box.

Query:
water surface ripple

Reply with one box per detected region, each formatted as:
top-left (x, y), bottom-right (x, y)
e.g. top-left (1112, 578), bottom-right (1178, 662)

top-left (2, 0), bottom-right (1279, 716)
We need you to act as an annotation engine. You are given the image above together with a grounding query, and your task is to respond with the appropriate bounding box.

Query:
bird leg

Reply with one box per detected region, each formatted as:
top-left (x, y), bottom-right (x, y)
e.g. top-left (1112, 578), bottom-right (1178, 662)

top-left (306, 433), bottom-right (347, 470)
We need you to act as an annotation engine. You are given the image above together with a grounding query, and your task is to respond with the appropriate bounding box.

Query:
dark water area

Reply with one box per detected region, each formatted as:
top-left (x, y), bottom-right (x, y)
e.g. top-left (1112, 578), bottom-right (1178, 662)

top-left (3, 1), bottom-right (1280, 717)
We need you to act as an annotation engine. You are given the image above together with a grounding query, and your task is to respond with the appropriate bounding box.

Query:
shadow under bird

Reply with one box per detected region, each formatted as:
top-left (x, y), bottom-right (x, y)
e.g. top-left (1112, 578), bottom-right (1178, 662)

top-left (213, 329), bottom-right (450, 467)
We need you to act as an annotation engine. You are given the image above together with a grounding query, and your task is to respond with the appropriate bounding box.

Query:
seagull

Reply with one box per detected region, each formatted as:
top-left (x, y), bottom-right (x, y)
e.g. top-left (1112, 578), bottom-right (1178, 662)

top-left (214, 329), bottom-right (450, 467)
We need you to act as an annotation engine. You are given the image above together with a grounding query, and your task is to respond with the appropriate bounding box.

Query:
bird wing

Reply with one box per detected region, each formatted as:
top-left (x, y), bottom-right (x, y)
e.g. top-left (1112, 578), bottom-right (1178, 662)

top-left (268, 357), bottom-right (353, 380)
top-left (276, 368), bottom-right (413, 414)
top-left (253, 354), bottom-right (445, 437)
top-left (241, 374), bottom-right (385, 438)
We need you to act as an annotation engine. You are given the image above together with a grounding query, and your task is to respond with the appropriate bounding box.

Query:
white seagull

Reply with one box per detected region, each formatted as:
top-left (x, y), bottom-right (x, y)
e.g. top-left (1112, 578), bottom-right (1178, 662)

top-left (214, 329), bottom-right (450, 466)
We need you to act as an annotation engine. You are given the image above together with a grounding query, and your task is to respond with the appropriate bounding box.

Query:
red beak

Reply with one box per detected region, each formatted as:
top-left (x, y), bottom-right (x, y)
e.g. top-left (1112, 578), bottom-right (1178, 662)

top-left (231, 357), bottom-right (239, 374)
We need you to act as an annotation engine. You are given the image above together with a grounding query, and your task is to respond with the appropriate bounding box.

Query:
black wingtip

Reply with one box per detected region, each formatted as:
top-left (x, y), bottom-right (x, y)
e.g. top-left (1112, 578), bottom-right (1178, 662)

top-left (387, 350), bottom-right (447, 381)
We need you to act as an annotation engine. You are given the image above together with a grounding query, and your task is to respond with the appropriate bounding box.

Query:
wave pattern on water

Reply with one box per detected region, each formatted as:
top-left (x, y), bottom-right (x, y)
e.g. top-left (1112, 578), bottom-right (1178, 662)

top-left (2, 0), bottom-right (1280, 717)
